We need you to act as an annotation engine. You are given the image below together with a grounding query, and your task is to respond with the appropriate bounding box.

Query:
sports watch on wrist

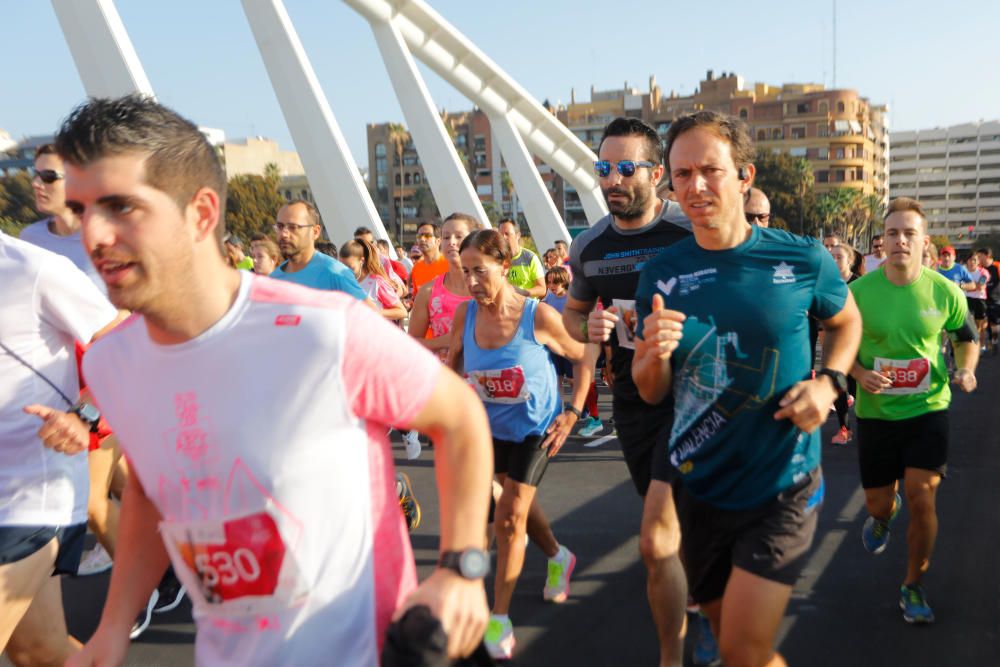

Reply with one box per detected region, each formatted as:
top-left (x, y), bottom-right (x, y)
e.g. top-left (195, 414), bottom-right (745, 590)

top-left (438, 548), bottom-right (490, 580)
top-left (816, 368), bottom-right (848, 396)
top-left (563, 404), bottom-right (585, 419)
top-left (69, 402), bottom-right (102, 433)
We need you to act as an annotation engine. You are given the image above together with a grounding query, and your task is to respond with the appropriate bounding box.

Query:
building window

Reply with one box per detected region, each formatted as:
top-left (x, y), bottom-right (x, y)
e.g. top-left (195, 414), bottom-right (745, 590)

top-left (789, 147), bottom-right (807, 157)
top-left (284, 189), bottom-right (292, 199)
top-left (404, 173), bottom-right (411, 185)
top-left (835, 147), bottom-right (845, 159)
top-left (375, 143), bottom-right (386, 157)
top-left (818, 123), bottom-right (829, 137)
top-left (395, 174), bottom-right (401, 186)
top-left (797, 102), bottom-right (810, 114)
top-left (819, 101), bottom-right (828, 113)
top-left (376, 173), bottom-right (386, 189)
top-left (474, 136), bottom-right (486, 151)
top-left (403, 156), bottom-right (418, 166)
top-left (818, 147), bottom-right (829, 159)
top-left (816, 170), bottom-right (829, 183)
top-left (300, 190), bottom-right (309, 200)
top-left (375, 157), bottom-right (387, 173)
top-left (837, 101), bottom-right (846, 113)
top-left (791, 126), bottom-right (806, 139)
top-left (771, 128), bottom-right (783, 140)
top-left (757, 129), bottom-right (767, 141)
top-left (414, 173), bottom-right (421, 184)
top-left (657, 122), bottom-right (671, 135)
top-left (739, 108), bottom-right (748, 120)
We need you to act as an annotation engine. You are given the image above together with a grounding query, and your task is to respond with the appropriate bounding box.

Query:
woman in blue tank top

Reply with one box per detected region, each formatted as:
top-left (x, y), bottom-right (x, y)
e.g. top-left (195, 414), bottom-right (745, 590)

top-left (447, 229), bottom-right (585, 660)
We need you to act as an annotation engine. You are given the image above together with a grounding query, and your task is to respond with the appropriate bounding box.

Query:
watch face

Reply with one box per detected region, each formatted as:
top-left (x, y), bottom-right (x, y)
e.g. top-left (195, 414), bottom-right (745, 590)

top-left (77, 403), bottom-right (100, 423)
top-left (460, 549), bottom-right (490, 578)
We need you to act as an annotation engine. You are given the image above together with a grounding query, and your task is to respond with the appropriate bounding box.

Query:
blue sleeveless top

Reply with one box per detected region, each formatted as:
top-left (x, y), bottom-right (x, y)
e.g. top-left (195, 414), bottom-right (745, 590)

top-left (463, 298), bottom-right (561, 441)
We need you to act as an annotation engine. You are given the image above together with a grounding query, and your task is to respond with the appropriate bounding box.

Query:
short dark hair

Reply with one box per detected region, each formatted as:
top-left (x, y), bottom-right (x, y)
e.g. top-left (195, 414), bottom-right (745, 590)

top-left (353, 226), bottom-right (373, 238)
top-left (872, 234), bottom-right (883, 242)
top-left (598, 117), bottom-right (663, 165)
top-left (460, 229), bottom-right (511, 264)
top-left (545, 266), bottom-right (570, 287)
top-left (976, 247), bottom-right (992, 258)
top-left (443, 211), bottom-right (481, 231)
top-left (282, 199), bottom-right (320, 227)
top-left (416, 221), bottom-right (440, 237)
top-left (497, 217), bottom-right (520, 234)
top-left (35, 144), bottom-right (58, 158)
top-left (554, 239), bottom-right (568, 247)
top-left (376, 239), bottom-right (391, 251)
top-left (55, 94), bottom-right (227, 241)
top-left (664, 110), bottom-right (755, 177)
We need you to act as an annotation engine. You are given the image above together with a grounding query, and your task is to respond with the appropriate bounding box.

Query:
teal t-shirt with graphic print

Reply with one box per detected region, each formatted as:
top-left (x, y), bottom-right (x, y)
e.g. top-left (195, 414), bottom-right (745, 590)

top-left (635, 225), bottom-right (848, 510)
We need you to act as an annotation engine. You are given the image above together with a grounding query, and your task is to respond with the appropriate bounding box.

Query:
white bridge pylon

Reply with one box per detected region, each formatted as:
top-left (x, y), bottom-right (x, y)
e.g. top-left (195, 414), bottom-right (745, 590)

top-left (50, 0), bottom-right (609, 254)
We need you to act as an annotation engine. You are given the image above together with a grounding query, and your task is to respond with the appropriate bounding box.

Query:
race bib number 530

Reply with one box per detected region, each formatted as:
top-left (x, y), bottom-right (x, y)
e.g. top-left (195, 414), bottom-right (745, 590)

top-left (874, 357), bottom-right (931, 395)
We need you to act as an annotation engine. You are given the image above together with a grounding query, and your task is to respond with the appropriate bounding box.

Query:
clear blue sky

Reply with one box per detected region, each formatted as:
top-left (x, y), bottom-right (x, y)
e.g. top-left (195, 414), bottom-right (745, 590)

top-left (4, 0), bottom-right (998, 170)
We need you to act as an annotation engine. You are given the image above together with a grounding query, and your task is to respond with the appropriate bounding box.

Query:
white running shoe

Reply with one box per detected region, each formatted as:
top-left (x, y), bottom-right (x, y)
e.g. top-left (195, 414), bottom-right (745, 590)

top-left (404, 430), bottom-right (422, 459)
top-left (76, 543), bottom-right (113, 576)
top-left (543, 545), bottom-right (576, 603)
top-left (484, 615), bottom-right (515, 660)
top-left (130, 589), bottom-right (159, 640)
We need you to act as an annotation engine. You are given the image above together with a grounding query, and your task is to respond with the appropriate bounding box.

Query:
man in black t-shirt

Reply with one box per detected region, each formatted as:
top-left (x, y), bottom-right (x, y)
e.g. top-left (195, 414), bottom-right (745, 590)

top-left (564, 118), bottom-right (691, 666)
top-left (976, 247), bottom-right (999, 353)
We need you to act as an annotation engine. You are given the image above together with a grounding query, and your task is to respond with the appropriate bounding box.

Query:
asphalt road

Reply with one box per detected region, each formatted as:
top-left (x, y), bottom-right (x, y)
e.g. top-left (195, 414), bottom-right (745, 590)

top-left (22, 352), bottom-right (1000, 666)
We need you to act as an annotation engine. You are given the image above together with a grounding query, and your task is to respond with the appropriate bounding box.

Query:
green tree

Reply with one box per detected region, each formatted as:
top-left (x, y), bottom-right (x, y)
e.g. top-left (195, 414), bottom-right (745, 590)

top-left (0, 171), bottom-right (39, 235)
top-left (225, 174), bottom-right (286, 243)
top-left (752, 150), bottom-right (815, 235)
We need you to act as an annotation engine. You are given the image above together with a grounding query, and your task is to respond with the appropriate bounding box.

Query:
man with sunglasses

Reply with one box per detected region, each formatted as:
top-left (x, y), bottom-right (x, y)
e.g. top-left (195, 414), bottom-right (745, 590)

top-left (20, 144), bottom-right (104, 291)
top-left (410, 222), bottom-right (449, 294)
top-left (744, 187), bottom-right (771, 228)
top-left (864, 235), bottom-right (886, 273)
top-left (269, 199), bottom-right (366, 299)
top-left (562, 117), bottom-right (692, 667)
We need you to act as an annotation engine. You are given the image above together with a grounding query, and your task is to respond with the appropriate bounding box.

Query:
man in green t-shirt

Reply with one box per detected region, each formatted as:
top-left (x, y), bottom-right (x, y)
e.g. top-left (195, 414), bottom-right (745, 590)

top-left (849, 197), bottom-right (979, 625)
top-left (497, 218), bottom-right (546, 298)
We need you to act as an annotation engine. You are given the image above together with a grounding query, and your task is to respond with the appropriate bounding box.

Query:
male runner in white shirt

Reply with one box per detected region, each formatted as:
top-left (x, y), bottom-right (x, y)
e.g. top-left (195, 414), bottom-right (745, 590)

top-left (54, 94), bottom-right (493, 667)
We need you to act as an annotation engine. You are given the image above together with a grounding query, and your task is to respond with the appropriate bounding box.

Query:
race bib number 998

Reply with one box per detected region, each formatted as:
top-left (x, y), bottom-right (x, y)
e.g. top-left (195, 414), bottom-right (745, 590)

top-left (874, 357), bottom-right (931, 395)
top-left (466, 366), bottom-right (530, 404)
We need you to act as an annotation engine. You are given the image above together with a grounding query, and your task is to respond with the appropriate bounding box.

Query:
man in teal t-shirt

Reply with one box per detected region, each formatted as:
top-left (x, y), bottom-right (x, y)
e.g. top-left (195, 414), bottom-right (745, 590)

top-left (632, 110), bottom-right (861, 667)
top-left (849, 197), bottom-right (979, 625)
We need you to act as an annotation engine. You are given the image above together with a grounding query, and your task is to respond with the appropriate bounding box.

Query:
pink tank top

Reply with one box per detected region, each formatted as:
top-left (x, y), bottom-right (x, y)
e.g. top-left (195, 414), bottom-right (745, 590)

top-left (427, 274), bottom-right (470, 358)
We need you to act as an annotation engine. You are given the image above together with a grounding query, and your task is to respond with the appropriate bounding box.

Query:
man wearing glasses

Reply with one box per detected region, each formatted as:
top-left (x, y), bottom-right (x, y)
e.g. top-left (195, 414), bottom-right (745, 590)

top-left (744, 187), bottom-right (771, 228)
top-left (864, 235), bottom-right (886, 273)
top-left (269, 200), bottom-right (366, 299)
top-left (562, 117), bottom-right (693, 667)
top-left (410, 222), bottom-right (449, 294)
top-left (20, 144), bottom-right (104, 291)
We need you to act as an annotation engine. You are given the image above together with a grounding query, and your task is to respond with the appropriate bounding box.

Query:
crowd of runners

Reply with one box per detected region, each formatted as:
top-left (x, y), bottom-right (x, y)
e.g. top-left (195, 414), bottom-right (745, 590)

top-left (0, 94), bottom-right (992, 667)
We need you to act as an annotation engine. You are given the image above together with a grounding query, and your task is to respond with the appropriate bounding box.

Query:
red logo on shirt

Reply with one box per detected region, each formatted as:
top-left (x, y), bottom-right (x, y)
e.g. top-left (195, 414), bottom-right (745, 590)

top-left (274, 315), bottom-right (301, 327)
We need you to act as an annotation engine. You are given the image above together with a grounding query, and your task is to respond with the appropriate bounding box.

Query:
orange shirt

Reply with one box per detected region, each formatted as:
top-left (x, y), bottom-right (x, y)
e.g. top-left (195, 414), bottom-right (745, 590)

top-left (410, 255), bottom-right (449, 293)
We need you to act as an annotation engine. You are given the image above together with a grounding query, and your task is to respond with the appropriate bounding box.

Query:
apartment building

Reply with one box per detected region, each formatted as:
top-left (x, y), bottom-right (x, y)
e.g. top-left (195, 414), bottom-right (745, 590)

top-left (890, 120), bottom-right (1000, 239)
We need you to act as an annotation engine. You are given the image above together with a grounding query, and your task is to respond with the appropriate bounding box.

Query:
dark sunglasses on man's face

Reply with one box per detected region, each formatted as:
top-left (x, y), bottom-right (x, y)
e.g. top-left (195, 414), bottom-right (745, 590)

top-left (745, 212), bottom-right (770, 223)
top-left (593, 160), bottom-right (656, 178)
top-left (34, 169), bottom-right (64, 184)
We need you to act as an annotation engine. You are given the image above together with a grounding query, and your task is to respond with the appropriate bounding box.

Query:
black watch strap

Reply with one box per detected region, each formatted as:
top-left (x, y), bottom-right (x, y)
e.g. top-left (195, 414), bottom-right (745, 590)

top-left (70, 402), bottom-right (101, 433)
top-left (563, 404), bottom-right (584, 419)
top-left (816, 368), bottom-right (848, 396)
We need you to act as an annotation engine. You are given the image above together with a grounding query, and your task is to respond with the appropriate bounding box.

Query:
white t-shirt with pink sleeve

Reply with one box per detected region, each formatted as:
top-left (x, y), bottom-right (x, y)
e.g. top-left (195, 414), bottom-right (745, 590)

top-left (360, 274), bottom-right (402, 313)
top-left (83, 272), bottom-right (441, 667)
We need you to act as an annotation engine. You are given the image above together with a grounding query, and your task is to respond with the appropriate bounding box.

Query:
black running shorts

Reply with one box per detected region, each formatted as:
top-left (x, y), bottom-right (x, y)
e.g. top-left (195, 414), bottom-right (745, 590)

top-left (0, 523), bottom-right (86, 575)
top-left (857, 409), bottom-right (949, 489)
top-left (494, 434), bottom-right (551, 487)
top-left (987, 303), bottom-right (1000, 326)
top-left (675, 468), bottom-right (824, 604)
top-left (967, 298), bottom-right (987, 322)
top-left (613, 396), bottom-right (674, 497)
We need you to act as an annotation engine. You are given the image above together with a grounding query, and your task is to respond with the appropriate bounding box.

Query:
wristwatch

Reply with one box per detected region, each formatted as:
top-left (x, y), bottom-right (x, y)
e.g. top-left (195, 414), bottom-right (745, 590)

top-left (69, 402), bottom-right (102, 433)
top-left (563, 404), bottom-right (585, 419)
top-left (816, 368), bottom-right (848, 396)
top-left (438, 548), bottom-right (490, 580)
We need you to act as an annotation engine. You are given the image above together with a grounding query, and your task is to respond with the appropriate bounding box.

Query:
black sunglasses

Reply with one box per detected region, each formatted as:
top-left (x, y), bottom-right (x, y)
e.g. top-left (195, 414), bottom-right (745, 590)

top-left (593, 160), bottom-right (656, 178)
top-left (34, 169), bottom-right (64, 184)
top-left (745, 212), bottom-right (770, 223)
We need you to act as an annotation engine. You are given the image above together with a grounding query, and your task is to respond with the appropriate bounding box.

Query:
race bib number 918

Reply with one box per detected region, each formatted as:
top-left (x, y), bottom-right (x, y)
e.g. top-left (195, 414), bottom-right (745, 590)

top-left (466, 366), bottom-right (530, 404)
top-left (874, 357), bottom-right (931, 395)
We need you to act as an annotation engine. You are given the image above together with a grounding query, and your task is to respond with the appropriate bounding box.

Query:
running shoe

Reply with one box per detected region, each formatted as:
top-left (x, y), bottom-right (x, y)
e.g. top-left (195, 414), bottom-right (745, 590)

top-left (577, 416), bottom-right (604, 437)
top-left (862, 492), bottom-right (901, 554)
top-left (899, 584), bottom-right (935, 624)
top-left (76, 543), bottom-right (113, 576)
top-left (397, 472), bottom-right (421, 531)
top-left (847, 394), bottom-right (855, 408)
top-left (692, 612), bottom-right (721, 666)
top-left (831, 426), bottom-right (852, 446)
top-left (403, 430), bottom-right (422, 460)
top-left (484, 615), bottom-right (515, 661)
top-left (153, 568), bottom-right (187, 614)
top-left (543, 545), bottom-right (576, 603)
top-left (130, 588), bottom-right (159, 640)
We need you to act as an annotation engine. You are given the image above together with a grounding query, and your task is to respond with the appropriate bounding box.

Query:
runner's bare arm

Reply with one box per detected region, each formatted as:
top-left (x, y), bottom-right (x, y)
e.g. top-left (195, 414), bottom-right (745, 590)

top-left (632, 293), bottom-right (684, 405)
top-left (949, 315), bottom-right (980, 392)
top-left (407, 283), bottom-right (450, 352)
top-left (445, 301), bottom-right (469, 374)
top-left (68, 470), bottom-right (170, 667)
top-left (534, 301), bottom-right (586, 361)
top-left (395, 368), bottom-right (492, 658)
top-left (515, 273), bottom-right (547, 299)
top-left (563, 294), bottom-right (622, 345)
top-left (775, 292), bottom-right (862, 431)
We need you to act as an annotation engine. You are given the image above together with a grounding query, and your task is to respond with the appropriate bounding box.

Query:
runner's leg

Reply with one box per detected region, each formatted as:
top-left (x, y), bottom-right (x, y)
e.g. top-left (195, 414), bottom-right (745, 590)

top-left (0, 538), bottom-right (58, 651)
top-left (526, 499), bottom-right (558, 558)
top-left (863, 484), bottom-right (897, 521)
top-left (6, 575), bottom-right (82, 666)
top-left (639, 480), bottom-right (686, 667)
top-left (902, 467), bottom-right (942, 585)
top-left (715, 567), bottom-right (792, 667)
top-left (86, 443), bottom-right (120, 557)
top-left (492, 477), bottom-right (538, 615)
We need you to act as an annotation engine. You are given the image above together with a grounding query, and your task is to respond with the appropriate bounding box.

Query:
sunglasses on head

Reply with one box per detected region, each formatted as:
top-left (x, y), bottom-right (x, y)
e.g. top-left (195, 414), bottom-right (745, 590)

top-left (34, 169), bottom-right (64, 184)
top-left (593, 160), bottom-right (656, 178)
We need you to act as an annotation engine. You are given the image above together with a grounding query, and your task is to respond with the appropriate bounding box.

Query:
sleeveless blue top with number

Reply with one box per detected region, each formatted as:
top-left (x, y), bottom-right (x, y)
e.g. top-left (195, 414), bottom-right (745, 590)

top-left (463, 298), bottom-right (561, 442)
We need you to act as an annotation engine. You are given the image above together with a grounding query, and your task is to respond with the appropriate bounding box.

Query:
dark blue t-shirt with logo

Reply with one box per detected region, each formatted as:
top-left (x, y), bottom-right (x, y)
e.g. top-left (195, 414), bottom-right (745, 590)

top-left (635, 225), bottom-right (848, 509)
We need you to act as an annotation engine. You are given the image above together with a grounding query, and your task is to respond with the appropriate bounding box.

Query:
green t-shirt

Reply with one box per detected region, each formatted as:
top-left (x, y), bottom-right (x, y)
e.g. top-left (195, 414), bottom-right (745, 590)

top-left (849, 266), bottom-right (968, 421)
top-left (507, 248), bottom-right (543, 291)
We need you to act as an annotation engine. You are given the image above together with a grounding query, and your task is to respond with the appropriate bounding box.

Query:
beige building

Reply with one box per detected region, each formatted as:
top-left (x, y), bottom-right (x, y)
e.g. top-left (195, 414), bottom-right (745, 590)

top-left (221, 136), bottom-right (304, 180)
top-left (890, 120), bottom-right (1000, 240)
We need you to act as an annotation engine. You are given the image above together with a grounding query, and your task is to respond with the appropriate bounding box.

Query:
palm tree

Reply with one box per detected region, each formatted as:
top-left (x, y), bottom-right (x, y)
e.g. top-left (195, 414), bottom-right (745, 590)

top-left (387, 123), bottom-right (410, 242)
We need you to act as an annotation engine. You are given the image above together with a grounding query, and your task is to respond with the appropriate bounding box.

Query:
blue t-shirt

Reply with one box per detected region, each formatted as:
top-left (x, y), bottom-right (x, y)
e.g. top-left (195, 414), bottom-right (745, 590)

top-left (542, 291), bottom-right (568, 314)
top-left (635, 226), bottom-right (848, 510)
top-left (271, 252), bottom-right (366, 300)
top-left (937, 263), bottom-right (974, 287)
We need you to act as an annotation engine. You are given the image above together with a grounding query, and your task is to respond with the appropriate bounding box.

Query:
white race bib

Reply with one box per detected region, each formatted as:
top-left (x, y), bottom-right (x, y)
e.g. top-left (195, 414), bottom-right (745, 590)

top-left (466, 366), bottom-right (530, 404)
top-left (613, 299), bottom-right (638, 350)
top-left (873, 357), bottom-right (931, 395)
top-left (160, 505), bottom-right (307, 617)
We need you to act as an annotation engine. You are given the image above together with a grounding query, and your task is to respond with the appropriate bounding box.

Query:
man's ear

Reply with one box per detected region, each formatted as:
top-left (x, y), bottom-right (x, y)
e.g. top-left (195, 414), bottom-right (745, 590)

top-left (188, 187), bottom-right (222, 244)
